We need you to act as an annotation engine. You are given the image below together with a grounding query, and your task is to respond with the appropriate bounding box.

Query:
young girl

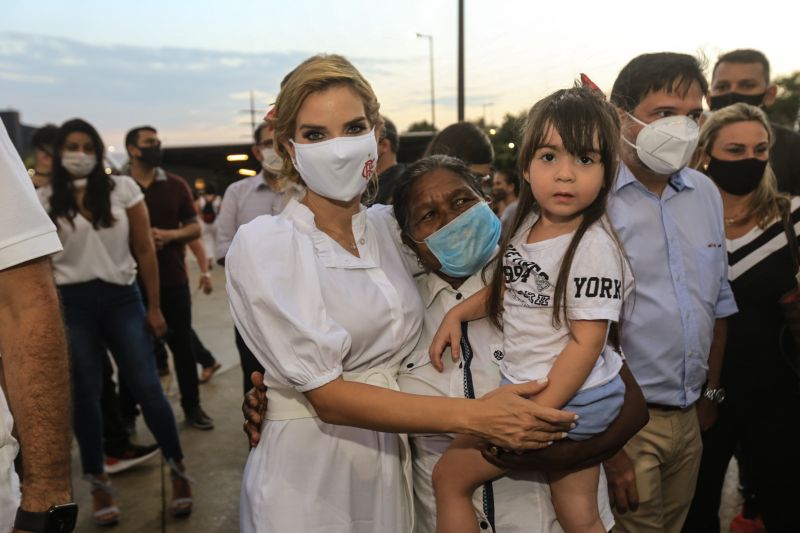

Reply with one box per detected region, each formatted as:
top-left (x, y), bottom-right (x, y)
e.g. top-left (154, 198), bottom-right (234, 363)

top-left (429, 86), bottom-right (632, 533)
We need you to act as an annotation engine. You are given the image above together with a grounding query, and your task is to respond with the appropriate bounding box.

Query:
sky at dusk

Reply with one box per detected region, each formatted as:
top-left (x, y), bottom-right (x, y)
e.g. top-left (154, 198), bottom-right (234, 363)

top-left (1, 0), bottom-right (797, 148)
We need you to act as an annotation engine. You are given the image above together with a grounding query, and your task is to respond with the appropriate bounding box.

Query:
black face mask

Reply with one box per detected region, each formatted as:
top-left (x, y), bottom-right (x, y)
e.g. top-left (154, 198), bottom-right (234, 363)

top-left (709, 92), bottom-right (766, 111)
top-left (706, 157), bottom-right (768, 196)
top-left (136, 145), bottom-right (162, 168)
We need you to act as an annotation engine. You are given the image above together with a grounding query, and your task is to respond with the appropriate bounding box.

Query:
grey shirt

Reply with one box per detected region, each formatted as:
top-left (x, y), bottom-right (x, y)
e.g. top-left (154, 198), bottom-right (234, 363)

top-left (215, 172), bottom-right (303, 262)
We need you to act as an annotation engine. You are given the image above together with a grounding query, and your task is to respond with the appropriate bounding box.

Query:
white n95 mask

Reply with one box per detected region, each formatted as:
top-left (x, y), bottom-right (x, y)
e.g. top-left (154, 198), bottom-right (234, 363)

top-left (290, 129), bottom-right (377, 202)
top-left (623, 114), bottom-right (699, 176)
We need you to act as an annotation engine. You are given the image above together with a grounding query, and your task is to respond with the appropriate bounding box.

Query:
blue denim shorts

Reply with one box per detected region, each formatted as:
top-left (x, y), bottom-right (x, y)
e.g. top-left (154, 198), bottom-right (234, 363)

top-left (501, 373), bottom-right (625, 441)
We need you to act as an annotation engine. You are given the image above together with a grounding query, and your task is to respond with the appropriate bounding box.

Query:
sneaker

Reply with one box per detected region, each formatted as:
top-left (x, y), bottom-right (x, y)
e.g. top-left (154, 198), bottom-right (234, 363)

top-left (730, 512), bottom-right (766, 533)
top-left (184, 406), bottom-right (214, 430)
top-left (105, 443), bottom-right (160, 474)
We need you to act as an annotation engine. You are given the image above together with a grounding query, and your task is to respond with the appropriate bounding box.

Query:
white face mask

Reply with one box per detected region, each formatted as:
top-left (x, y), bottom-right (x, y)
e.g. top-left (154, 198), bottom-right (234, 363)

top-left (290, 129), bottom-right (377, 202)
top-left (623, 113), bottom-right (699, 176)
top-left (260, 147), bottom-right (282, 173)
top-left (61, 151), bottom-right (97, 179)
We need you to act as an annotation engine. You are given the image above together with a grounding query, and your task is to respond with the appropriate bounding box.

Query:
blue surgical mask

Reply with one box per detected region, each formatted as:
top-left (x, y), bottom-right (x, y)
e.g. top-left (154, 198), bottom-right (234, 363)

top-left (411, 201), bottom-right (501, 277)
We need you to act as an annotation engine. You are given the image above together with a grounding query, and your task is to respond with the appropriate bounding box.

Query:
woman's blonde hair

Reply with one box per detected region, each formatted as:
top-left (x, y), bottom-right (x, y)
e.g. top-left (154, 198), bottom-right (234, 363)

top-left (271, 54), bottom-right (381, 187)
top-left (697, 102), bottom-right (785, 228)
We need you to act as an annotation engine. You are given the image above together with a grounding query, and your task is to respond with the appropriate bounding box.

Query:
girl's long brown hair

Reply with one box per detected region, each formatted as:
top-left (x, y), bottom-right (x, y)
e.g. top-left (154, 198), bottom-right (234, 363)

top-left (485, 85), bottom-right (623, 331)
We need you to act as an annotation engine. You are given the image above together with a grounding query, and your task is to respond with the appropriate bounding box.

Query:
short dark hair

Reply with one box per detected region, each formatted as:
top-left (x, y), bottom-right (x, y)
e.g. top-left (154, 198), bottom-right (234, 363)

top-left (392, 155), bottom-right (482, 235)
top-left (380, 117), bottom-right (399, 154)
top-left (124, 126), bottom-right (157, 154)
top-left (254, 122), bottom-right (270, 145)
top-left (425, 122), bottom-right (494, 165)
top-left (610, 52), bottom-right (708, 112)
top-left (713, 49), bottom-right (771, 84)
top-left (31, 124), bottom-right (58, 153)
top-left (498, 168), bottom-right (520, 196)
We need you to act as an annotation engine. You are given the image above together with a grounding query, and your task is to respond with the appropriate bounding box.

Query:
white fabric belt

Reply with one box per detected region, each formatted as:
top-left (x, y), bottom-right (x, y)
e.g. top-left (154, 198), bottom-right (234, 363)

top-left (265, 367), bottom-right (399, 421)
top-left (265, 367), bottom-right (414, 532)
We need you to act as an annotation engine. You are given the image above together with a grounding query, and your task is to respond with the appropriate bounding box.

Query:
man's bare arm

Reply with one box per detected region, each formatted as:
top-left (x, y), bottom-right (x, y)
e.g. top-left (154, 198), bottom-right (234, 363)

top-left (0, 257), bottom-right (72, 511)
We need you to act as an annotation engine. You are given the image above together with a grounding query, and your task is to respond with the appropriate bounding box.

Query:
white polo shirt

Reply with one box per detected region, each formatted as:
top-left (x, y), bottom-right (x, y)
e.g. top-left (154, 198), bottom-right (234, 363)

top-left (398, 270), bottom-right (615, 533)
top-left (0, 123), bottom-right (62, 530)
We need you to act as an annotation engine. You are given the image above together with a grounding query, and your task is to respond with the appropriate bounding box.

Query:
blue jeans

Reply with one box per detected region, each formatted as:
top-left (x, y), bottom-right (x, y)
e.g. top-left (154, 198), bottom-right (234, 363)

top-left (59, 280), bottom-right (183, 475)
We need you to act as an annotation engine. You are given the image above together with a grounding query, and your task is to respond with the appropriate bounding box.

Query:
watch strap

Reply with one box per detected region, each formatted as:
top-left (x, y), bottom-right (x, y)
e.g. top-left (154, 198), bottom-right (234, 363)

top-left (14, 508), bottom-right (48, 533)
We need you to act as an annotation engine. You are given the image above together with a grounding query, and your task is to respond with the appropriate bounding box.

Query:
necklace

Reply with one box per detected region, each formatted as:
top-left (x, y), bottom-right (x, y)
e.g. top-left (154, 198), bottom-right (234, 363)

top-left (318, 226), bottom-right (358, 252)
top-left (724, 211), bottom-right (749, 226)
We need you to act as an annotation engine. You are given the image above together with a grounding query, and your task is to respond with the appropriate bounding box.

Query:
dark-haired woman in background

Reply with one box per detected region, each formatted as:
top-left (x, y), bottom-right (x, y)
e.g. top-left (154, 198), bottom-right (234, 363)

top-left (38, 119), bottom-right (193, 525)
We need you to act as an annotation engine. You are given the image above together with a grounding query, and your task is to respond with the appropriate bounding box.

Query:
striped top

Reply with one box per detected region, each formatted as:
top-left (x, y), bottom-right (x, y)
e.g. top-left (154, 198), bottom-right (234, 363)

top-left (727, 196), bottom-right (800, 282)
top-left (723, 196), bottom-right (800, 393)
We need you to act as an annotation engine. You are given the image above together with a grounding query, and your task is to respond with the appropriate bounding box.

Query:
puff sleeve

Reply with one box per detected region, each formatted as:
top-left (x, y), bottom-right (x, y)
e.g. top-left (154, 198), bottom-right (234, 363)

top-left (225, 215), bottom-right (351, 392)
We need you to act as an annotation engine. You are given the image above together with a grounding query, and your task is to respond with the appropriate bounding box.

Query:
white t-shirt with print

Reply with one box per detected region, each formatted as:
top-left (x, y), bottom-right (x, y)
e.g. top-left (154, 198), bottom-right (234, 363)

top-left (501, 215), bottom-right (631, 391)
top-left (0, 123), bottom-right (62, 530)
top-left (38, 175), bottom-right (144, 286)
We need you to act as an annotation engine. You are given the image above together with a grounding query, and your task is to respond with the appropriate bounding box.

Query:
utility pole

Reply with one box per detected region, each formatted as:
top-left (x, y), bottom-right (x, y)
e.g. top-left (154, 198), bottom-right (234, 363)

top-left (457, 0), bottom-right (465, 122)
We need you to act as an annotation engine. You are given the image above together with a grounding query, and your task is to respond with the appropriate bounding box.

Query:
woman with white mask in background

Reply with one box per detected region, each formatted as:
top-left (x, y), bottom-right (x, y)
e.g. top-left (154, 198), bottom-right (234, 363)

top-left (38, 118), bottom-right (194, 526)
top-left (226, 54), bottom-right (578, 533)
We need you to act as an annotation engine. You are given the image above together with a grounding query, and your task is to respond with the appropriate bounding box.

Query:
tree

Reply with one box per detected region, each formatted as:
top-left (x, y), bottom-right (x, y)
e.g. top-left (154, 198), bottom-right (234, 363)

top-left (407, 120), bottom-right (436, 132)
top-left (489, 112), bottom-right (526, 171)
top-left (766, 71), bottom-right (800, 130)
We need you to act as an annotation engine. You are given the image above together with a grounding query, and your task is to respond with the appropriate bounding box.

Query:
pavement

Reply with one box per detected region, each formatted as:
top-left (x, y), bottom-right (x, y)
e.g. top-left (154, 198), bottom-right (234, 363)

top-left (68, 263), bottom-right (745, 532)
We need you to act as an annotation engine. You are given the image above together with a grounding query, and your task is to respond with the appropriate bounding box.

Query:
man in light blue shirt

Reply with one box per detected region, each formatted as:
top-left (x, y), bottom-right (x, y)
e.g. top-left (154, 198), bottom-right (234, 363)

top-left (603, 53), bottom-right (738, 533)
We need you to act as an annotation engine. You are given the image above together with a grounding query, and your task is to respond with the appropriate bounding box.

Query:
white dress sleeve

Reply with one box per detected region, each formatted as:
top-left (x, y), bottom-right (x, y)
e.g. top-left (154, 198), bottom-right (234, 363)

top-left (115, 175), bottom-right (145, 208)
top-left (225, 215), bottom-right (351, 392)
top-left (566, 226), bottom-right (630, 323)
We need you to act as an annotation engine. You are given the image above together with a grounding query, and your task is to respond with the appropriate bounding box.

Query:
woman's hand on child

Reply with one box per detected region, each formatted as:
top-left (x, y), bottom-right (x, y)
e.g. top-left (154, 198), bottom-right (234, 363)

top-left (467, 378), bottom-right (578, 450)
top-left (429, 311), bottom-right (463, 372)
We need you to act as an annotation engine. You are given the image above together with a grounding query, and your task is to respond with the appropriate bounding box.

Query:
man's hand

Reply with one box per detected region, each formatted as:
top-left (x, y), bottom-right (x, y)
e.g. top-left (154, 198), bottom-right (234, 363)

top-left (198, 274), bottom-right (213, 295)
top-left (146, 307), bottom-right (167, 338)
top-left (151, 228), bottom-right (174, 250)
top-left (242, 371), bottom-right (267, 448)
top-left (604, 449), bottom-right (639, 513)
top-left (696, 397), bottom-right (719, 432)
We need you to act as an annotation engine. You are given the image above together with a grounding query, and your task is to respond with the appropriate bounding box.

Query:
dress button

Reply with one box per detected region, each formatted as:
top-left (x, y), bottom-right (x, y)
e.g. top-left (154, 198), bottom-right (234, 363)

top-left (479, 521), bottom-right (489, 530)
top-left (456, 293), bottom-right (463, 300)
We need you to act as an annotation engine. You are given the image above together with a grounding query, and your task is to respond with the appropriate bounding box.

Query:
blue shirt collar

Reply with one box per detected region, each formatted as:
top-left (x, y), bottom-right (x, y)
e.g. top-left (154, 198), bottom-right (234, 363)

top-left (614, 161), bottom-right (696, 193)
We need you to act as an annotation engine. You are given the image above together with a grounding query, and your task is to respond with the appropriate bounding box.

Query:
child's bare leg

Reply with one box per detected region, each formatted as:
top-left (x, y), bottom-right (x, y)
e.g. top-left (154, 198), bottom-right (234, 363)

top-left (432, 435), bottom-right (506, 533)
top-left (548, 465), bottom-right (605, 533)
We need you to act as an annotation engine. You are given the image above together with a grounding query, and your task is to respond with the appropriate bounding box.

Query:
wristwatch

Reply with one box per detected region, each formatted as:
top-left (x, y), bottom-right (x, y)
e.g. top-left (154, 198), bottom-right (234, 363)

top-left (703, 387), bottom-right (726, 404)
top-left (14, 503), bottom-right (78, 533)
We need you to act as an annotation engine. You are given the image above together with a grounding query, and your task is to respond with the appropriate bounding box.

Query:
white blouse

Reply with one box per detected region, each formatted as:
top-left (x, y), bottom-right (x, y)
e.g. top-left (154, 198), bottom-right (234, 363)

top-left (226, 199), bottom-right (423, 533)
top-left (38, 175), bottom-right (144, 286)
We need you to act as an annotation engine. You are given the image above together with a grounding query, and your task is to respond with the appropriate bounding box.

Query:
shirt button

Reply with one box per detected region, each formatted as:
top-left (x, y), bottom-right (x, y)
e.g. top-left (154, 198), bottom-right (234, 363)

top-left (479, 521), bottom-right (489, 530)
top-left (456, 293), bottom-right (463, 300)
top-left (406, 363), bottom-right (414, 369)
top-left (359, 238), bottom-right (365, 245)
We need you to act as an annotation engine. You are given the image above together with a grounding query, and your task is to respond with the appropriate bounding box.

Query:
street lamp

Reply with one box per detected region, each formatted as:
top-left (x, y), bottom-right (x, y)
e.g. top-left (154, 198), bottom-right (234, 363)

top-left (416, 33), bottom-right (436, 130)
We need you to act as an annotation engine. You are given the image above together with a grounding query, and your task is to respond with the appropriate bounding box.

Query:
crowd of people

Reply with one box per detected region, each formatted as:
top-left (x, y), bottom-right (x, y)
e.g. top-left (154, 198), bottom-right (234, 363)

top-left (0, 46), bottom-right (798, 533)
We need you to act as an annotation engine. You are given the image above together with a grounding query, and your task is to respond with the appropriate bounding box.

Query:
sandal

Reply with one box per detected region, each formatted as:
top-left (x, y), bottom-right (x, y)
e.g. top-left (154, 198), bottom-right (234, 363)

top-left (85, 475), bottom-right (120, 527)
top-left (199, 362), bottom-right (222, 384)
top-left (168, 460), bottom-right (194, 518)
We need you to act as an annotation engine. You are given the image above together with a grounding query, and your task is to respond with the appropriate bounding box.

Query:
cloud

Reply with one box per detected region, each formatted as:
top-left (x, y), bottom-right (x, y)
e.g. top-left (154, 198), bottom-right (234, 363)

top-left (0, 32), bottom-right (310, 144)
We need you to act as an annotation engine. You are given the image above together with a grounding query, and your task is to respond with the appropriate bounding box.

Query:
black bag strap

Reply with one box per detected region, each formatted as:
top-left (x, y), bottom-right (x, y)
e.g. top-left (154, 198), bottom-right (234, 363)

top-left (780, 198), bottom-right (800, 276)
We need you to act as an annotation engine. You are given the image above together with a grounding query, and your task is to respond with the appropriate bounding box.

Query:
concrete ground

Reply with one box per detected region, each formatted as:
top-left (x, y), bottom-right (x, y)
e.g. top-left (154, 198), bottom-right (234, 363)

top-left (69, 264), bottom-right (745, 532)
